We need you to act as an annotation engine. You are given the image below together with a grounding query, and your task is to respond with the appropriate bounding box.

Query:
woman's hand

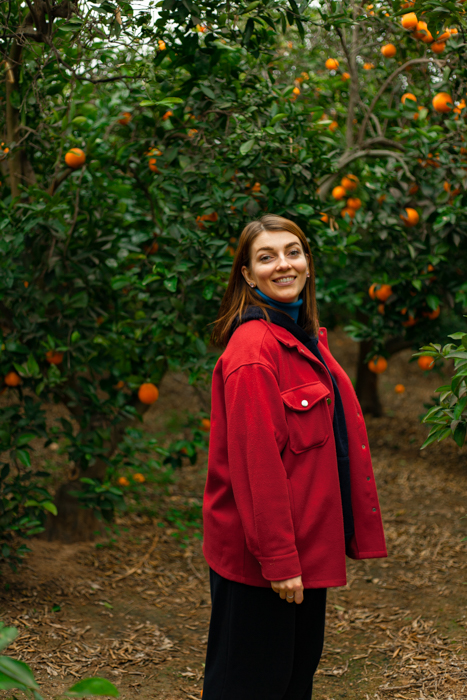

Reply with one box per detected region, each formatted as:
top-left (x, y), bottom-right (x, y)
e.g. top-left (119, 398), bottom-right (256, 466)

top-left (271, 576), bottom-right (304, 604)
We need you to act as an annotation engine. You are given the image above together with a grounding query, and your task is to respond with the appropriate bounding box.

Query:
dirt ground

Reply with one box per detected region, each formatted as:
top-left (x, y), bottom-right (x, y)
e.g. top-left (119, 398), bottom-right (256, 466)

top-left (1, 329), bottom-right (467, 700)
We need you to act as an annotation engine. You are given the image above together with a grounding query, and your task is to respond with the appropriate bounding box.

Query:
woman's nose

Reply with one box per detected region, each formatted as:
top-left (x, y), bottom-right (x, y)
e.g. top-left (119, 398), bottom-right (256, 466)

top-left (276, 257), bottom-right (292, 269)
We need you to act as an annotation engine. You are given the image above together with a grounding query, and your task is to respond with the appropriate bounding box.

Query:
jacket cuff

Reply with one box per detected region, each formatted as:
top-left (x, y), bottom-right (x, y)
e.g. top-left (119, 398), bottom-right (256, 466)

top-left (258, 551), bottom-right (302, 582)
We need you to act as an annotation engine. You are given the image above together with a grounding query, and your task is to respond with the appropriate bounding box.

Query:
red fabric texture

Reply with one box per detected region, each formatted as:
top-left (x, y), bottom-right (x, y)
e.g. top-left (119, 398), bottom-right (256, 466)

top-left (202, 321), bottom-right (388, 588)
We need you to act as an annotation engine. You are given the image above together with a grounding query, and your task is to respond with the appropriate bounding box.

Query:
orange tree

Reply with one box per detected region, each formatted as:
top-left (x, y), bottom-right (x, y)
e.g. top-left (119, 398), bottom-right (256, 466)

top-left (0, 1), bottom-right (343, 553)
top-left (273, 0), bottom-right (467, 414)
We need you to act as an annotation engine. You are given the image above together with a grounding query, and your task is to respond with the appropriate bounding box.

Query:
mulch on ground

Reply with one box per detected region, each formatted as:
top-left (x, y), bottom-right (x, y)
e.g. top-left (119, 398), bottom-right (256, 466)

top-left (1, 329), bottom-right (466, 700)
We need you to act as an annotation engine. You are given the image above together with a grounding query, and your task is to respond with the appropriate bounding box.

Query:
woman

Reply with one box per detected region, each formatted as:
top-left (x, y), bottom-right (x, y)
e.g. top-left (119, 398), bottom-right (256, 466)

top-left (202, 215), bottom-right (387, 700)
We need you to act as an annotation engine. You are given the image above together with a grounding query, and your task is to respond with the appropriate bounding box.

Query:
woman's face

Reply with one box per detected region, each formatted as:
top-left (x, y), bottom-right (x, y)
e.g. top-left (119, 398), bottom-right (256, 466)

top-left (242, 230), bottom-right (309, 303)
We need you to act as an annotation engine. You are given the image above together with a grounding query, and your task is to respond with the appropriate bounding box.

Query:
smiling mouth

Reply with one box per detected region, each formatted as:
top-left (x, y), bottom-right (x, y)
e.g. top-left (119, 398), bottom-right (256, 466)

top-left (272, 276), bottom-right (296, 284)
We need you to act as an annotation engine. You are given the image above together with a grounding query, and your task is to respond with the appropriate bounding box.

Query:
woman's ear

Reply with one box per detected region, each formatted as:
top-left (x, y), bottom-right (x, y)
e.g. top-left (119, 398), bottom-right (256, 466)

top-left (241, 266), bottom-right (255, 287)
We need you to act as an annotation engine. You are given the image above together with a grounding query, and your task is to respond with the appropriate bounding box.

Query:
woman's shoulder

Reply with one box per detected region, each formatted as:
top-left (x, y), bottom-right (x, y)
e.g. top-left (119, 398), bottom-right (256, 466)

top-left (220, 319), bottom-right (281, 378)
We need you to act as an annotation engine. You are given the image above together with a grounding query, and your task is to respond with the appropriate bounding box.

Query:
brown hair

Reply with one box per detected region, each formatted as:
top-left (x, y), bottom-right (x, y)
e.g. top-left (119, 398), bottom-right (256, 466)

top-left (210, 214), bottom-right (319, 347)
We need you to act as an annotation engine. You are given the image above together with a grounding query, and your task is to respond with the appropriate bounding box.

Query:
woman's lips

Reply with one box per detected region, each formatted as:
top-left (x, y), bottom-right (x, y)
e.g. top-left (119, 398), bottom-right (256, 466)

top-left (272, 276), bottom-right (297, 286)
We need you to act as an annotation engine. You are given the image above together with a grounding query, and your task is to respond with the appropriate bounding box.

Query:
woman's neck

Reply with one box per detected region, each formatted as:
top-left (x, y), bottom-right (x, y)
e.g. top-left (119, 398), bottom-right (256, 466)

top-left (254, 288), bottom-right (303, 324)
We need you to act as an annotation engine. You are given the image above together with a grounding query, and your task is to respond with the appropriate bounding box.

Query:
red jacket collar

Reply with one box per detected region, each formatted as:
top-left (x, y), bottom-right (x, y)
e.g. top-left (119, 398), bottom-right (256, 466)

top-left (258, 320), bottom-right (330, 365)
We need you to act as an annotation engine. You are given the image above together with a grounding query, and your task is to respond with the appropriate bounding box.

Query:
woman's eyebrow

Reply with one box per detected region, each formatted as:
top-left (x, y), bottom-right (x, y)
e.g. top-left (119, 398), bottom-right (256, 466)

top-left (256, 242), bottom-right (298, 253)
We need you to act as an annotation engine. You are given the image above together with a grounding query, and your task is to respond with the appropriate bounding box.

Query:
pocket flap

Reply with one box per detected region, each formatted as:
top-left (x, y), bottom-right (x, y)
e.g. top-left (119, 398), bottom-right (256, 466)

top-left (281, 382), bottom-right (330, 412)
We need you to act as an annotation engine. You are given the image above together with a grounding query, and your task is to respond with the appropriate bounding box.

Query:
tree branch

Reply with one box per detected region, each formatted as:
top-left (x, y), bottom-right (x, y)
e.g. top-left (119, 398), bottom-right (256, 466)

top-left (318, 148), bottom-right (413, 201)
top-left (357, 57), bottom-right (445, 146)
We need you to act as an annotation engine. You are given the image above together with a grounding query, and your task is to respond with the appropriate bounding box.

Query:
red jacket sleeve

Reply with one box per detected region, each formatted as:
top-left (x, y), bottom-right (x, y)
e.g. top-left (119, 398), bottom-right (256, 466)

top-left (224, 362), bottom-right (302, 582)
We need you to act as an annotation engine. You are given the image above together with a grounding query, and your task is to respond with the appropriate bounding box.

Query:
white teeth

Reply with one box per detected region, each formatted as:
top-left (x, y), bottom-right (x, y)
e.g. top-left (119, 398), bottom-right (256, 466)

top-left (274, 277), bottom-right (295, 283)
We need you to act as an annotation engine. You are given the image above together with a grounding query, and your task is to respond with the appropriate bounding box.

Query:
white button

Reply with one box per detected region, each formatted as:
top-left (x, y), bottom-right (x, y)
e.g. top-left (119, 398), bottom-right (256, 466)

top-left (301, 400), bottom-right (309, 407)
top-left (320, 331), bottom-right (324, 335)
top-left (362, 444), bottom-right (366, 449)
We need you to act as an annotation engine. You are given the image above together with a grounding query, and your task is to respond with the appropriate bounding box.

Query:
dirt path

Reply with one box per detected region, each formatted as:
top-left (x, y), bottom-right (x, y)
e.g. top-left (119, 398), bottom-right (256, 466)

top-left (1, 330), bottom-right (466, 700)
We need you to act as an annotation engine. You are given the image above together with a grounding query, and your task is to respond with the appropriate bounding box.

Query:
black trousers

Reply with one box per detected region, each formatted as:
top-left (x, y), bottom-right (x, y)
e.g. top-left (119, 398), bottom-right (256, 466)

top-left (202, 568), bottom-right (327, 700)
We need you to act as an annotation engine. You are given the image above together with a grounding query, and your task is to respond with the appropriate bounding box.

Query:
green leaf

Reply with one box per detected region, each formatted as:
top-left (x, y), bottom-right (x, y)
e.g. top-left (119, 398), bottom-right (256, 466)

top-left (163, 278), bottom-right (178, 293)
top-left (453, 423), bottom-right (466, 448)
top-left (41, 501), bottom-right (58, 516)
top-left (200, 85), bottom-right (216, 100)
top-left (16, 449), bottom-right (31, 468)
top-left (270, 113), bottom-right (287, 125)
top-left (240, 139), bottom-right (255, 155)
top-left (26, 355), bottom-right (40, 377)
top-left (0, 625), bottom-right (17, 652)
top-left (16, 433), bottom-right (37, 447)
top-left (0, 657), bottom-right (39, 690)
top-left (66, 677), bottom-right (119, 697)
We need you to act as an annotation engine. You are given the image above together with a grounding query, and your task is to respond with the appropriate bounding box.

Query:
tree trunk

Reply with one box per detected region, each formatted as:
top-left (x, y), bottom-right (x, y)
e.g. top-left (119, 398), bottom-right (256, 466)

top-left (45, 398), bottom-right (153, 542)
top-left (6, 41), bottom-right (23, 198)
top-left (44, 481), bottom-right (105, 543)
top-left (355, 339), bottom-right (383, 417)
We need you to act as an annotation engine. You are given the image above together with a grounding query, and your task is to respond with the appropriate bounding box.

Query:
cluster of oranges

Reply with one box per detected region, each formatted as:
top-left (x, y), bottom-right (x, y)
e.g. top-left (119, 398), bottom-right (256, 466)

top-left (324, 174), bottom-right (361, 222)
top-left (3, 350), bottom-right (65, 388)
top-left (368, 353), bottom-right (434, 376)
top-left (368, 270), bottom-right (440, 330)
top-left (196, 211), bottom-right (218, 229)
top-left (401, 11), bottom-right (458, 55)
top-left (145, 146), bottom-right (163, 173)
top-left (117, 473), bottom-right (146, 487)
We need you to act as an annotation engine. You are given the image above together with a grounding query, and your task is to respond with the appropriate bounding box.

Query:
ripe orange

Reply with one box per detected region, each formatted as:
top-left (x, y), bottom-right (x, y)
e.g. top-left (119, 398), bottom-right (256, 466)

top-left (200, 418), bottom-right (211, 432)
top-left (341, 72), bottom-right (351, 81)
top-left (381, 44), bottom-right (396, 58)
top-left (401, 12), bottom-right (418, 30)
top-left (435, 30), bottom-right (451, 42)
top-left (417, 355), bottom-right (434, 371)
top-left (133, 473), bottom-right (145, 483)
top-left (188, 128), bottom-right (198, 138)
top-left (363, 62), bottom-right (375, 70)
top-left (320, 213), bottom-right (329, 223)
top-left (341, 207), bottom-right (356, 219)
top-left (400, 208), bottom-right (419, 226)
top-left (158, 39), bottom-right (166, 50)
top-left (414, 21), bottom-right (433, 43)
top-left (138, 383), bottom-right (159, 404)
top-left (346, 197), bottom-right (361, 210)
top-left (377, 303), bottom-right (385, 315)
top-left (252, 182), bottom-right (261, 192)
top-left (325, 58), bottom-right (339, 70)
top-left (395, 384), bottom-right (406, 394)
top-left (443, 181), bottom-right (451, 193)
top-left (117, 476), bottom-right (130, 487)
top-left (422, 306), bottom-right (440, 320)
top-left (24, 281), bottom-right (29, 288)
top-left (431, 41), bottom-right (445, 54)
top-left (146, 240), bottom-right (159, 255)
top-left (375, 284), bottom-right (392, 302)
top-left (401, 308), bottom-right (417, 327)
top-left (118, 112), bottom-right (132, 125)
top-left (292, 86), bottom-right (300, 96)
top-left (149, 158), bottom-right (159, 173)
top-left (4, 371), bottom-right (21, 387)
top-left (401, 92), bottom-right (417, 105)
top-left (432, 92), bottom-right (453, 113)
top-left (114, 380), bottom-right (125, 389)
top-left (332, 185), bottom-right (347, 200)
top-left (162, 110), bottom-right (173, 121)
top-left (46, 350), bottom-right (64, 365)
top-left (368, 356), bottom-right (388, 374)
top-left (329, 120), bottom-right (339, 132)
top-left (341, 174), bottom-right (358, 191)
top-left (65, 148), bottom-right (86, 169)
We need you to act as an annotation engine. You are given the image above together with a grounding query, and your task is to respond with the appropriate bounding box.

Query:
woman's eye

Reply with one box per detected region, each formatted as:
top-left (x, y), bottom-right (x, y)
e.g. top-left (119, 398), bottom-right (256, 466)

top-left (260, 256), bottom-right (271, 262)
top-left (289, 249), bottom-right (300, 256)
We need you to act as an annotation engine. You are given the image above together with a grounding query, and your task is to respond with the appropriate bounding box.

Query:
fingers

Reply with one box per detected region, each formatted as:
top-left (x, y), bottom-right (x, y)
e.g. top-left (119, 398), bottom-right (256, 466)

top-left (294, 588), bottom-right (304, 605)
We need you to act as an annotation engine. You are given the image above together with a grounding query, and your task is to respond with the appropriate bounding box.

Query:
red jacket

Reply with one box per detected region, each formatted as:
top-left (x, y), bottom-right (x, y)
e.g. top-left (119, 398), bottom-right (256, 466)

top-left (202, 320), bottom-right (387, 589)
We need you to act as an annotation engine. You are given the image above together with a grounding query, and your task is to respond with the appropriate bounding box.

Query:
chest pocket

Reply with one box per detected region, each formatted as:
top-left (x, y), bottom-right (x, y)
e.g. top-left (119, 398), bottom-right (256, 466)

top-left (281, 382), bottom-right (331, 454)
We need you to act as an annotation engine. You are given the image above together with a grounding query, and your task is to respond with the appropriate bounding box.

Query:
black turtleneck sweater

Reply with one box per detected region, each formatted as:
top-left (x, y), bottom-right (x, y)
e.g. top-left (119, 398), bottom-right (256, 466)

top-left (229, 305), bottom-right (355, 544)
